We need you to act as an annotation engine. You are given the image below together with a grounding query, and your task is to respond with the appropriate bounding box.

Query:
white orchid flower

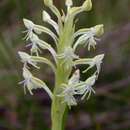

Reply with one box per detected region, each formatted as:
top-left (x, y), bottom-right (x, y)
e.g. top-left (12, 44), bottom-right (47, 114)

top-left (23, 19), bottom-right (43, 40)
top-left (76, 73), bottom-right (96, 100)
top-left (58, 70), bottom-right (80, 108)
top-left (23, 19), bottom-right (58, 44)
top-left (74, 54), bottom-right (104, 74)
top-left (18, 51), bottom-right (39, 69)
top-left (74, 27), bottom-right (98, 51)
top-left (23, 19), bottom-right (35, 40)
top-left (74, 24), bottom-right (104, 51)
top-left (60, 84), bottom-right (78, 108)
top-left (83, 54), bottom-right (105, 74)
top-left (27, 33), bottom-right (57, 63)
top-left (18, 51), bottom-right (56, 73)
top-left (19, 67), bottom-right (53, 99)
top-left (59, 70), bottom-right (97, 107)
top-left (58, 47), bottom-right (79, 69)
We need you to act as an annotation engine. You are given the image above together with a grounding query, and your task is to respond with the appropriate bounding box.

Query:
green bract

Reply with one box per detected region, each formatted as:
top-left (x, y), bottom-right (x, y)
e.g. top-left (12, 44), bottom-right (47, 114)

top-left (18, 0), bottom-right (104, 130)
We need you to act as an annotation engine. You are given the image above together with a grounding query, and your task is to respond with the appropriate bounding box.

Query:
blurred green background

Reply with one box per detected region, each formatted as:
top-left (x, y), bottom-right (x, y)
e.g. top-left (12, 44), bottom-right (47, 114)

top-left (0, 0), bottom-right (130, 130)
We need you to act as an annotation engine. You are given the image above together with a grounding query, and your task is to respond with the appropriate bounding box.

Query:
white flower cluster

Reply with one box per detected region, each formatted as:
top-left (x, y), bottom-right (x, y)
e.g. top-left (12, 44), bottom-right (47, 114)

top-left (59, 69), bottom-right (97, 108)
top-left (18, 0), bottom-right (104, 107)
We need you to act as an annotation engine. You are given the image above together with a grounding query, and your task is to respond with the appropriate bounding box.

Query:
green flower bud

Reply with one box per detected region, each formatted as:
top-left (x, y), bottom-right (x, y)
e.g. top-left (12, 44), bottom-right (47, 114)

top-left (95, 24), bottom-right (104, 36)
top-left (82, 0), bottom-right (92, 11)
top-left (66, 0), bottom-right (73, 9)
top-left (44, 0), bottom-right (53, 7)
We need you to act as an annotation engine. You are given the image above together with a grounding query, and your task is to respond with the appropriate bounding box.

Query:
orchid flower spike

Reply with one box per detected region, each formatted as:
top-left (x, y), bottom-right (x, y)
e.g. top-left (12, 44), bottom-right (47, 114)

top-left (18, 1), bottom-right (105, 128)
top-left (19, 67), bottom-right (53, 98)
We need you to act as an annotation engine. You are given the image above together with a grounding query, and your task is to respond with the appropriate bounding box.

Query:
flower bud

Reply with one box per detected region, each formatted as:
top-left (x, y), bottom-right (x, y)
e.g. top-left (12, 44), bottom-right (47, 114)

top-left (66, 0), bottom-right (73, 8)
top-left (94, 24), bottom-right (104, 37)
top-left (82, 0), bottom-right (92, 11)
top-left (44, 0), bottom-right (53, 7)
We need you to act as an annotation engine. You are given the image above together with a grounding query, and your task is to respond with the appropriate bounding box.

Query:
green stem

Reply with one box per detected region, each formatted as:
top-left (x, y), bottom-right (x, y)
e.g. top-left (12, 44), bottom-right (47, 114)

top-left (51, 18), bottom-right (74, 130)
top-left (51, 94), bottom-right (67, 130)
top-left (51, 65), bottom-right (69, 130)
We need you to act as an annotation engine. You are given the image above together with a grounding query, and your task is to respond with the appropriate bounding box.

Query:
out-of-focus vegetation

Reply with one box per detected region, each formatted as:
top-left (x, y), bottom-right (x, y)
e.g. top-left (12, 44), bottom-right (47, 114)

top-left (0, 0), bottom-right (130, 130)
